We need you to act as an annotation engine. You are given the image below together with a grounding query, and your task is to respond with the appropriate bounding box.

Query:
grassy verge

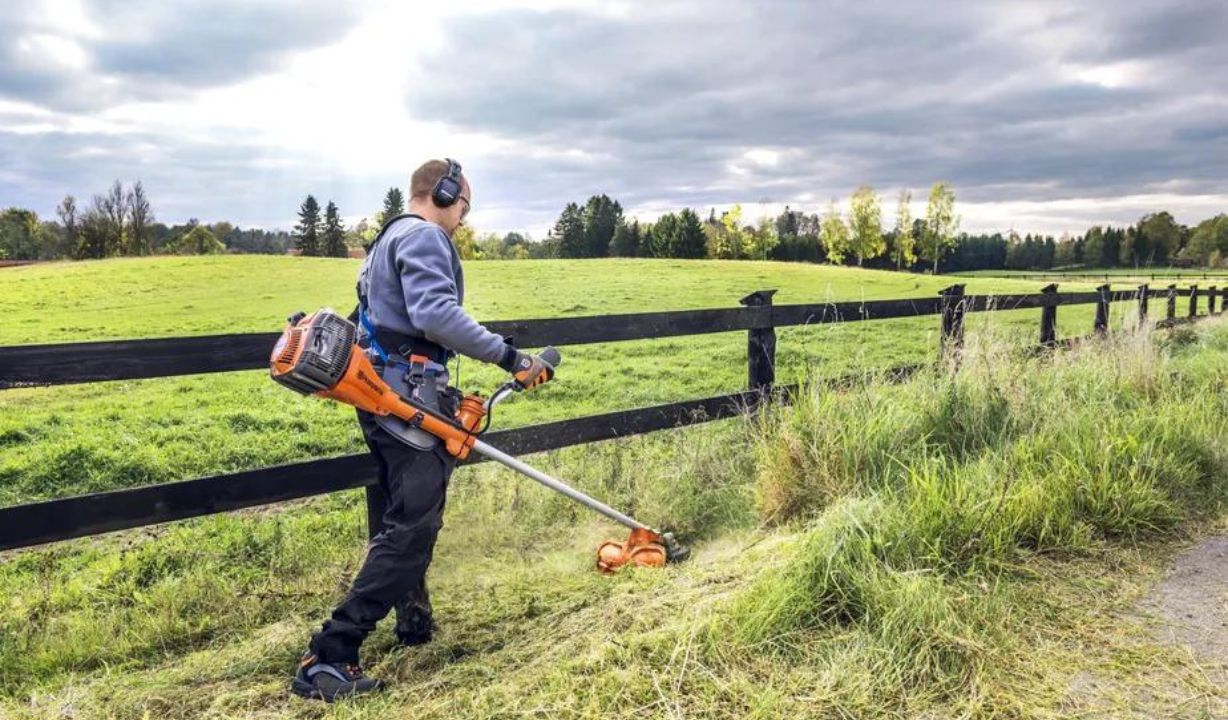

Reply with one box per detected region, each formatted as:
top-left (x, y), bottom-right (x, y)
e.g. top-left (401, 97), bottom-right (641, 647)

top-left (2, 314), bottom-right (1226, 718)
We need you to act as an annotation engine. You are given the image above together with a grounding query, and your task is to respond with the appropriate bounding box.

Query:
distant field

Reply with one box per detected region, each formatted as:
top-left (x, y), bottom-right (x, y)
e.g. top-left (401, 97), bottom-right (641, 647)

top-left (0, 256), bottom-right (1112, 506)
top-left (1, 255), bottom-right (1103, 344)
top-left (954, 267), bottom-right (1228, 282)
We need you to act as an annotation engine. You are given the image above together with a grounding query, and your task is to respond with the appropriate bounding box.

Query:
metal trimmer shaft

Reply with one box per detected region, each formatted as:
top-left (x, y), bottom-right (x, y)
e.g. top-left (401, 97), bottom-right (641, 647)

top-left (470, 439), bottom-right (651, 533)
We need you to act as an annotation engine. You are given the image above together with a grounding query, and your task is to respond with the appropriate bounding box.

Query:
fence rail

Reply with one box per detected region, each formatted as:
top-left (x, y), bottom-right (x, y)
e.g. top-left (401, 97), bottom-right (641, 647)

top-left (1, 283), bottom-right (1224, 552)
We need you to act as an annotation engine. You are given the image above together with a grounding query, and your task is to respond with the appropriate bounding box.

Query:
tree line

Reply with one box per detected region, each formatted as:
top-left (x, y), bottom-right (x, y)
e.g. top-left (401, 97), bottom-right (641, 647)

top-left (522, 184), bottom-right (1228, 273)
top-left (530, 183), bottom-right (960, 271)
top-left (940, 212), bottom-right (1228, 272)
top-left (5, 180), bottom-right (1227, 273)
top-left (0, 181), bottom-right (299, 261)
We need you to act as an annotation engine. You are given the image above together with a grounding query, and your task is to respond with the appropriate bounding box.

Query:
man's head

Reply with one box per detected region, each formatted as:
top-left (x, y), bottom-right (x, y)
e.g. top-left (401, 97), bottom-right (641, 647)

top-left (408, 159), bottom-right (471, 237)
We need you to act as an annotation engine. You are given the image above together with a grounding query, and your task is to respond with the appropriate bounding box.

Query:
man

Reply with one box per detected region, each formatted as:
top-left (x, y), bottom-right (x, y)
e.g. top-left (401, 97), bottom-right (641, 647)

top-left (292, 159), bottom-right (553, 702)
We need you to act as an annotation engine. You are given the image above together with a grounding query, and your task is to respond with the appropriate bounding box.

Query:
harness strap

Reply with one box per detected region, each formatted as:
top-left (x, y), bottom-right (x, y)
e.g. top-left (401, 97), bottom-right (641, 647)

top-left (355, 212), bottom-right (452, 366)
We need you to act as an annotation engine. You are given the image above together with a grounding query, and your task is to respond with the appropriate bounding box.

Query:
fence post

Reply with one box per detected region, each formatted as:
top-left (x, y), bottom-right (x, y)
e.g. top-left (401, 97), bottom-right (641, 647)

top-left (1209, 286), bottom-right (1218, 315)
top-left (740, 289), bottom-right (777, 404)
top-left (1166, 284), bottom-right (1177, 321)
top-left (1095, 283), bottom-right (1110, 335)
top-left (1137, 283), bottom-right (1148, 326)
top-left (1040, 283), bottom-right (1058, 348)
top-left (1189, 284), bottom-right (1198, 318)
top-left (939, 284), bottom-right (966, 361)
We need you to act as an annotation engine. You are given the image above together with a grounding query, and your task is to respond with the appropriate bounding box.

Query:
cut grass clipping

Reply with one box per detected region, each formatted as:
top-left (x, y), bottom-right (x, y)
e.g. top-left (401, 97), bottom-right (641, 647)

top-left (2, 318), bottom-right (1226, 718)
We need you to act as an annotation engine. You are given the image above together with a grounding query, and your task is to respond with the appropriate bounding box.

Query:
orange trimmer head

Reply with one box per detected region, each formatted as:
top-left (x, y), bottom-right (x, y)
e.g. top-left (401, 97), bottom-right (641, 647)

top-left (596, 528), bottom-right (690, 574)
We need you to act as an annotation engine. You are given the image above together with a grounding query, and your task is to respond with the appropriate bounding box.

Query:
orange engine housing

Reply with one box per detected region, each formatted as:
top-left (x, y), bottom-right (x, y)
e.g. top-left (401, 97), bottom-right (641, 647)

top-left (270, 310), bottom-right (485, 460)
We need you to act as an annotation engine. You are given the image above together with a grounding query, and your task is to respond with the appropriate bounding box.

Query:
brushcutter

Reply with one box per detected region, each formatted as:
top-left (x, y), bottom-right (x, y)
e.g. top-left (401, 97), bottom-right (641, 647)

top-left (268, 308), bottom-right (689, 573)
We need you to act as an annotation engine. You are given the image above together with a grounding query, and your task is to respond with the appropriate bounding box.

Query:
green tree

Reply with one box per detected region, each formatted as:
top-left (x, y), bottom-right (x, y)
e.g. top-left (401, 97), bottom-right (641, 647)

top-left (610, 219), bottom-right (640, 257)
top-left (56, 195), bottom-right (78, 259)
top-left (551, 202), bottom-right (586, 258)
top-left (919, 181), bottom-right (958, 273)
top-left (76, 191), bottom-right (124, 259)
top-left (775, 205), bottom-right (799, 240)
top-left (101, 180), bottom-right (127, 255)
top-left (452, 224), bottom-right (478, 260)
top-left (717, 204), bottom-right (750, 259)
top-left (640, 224), bottom-right (658, 259)
top-left (581, 194), bottom-right (622, 258)
top-left (674, 209), bottom-right (708, 258)
top-left (848, 185), bottom-right (885, 266)
top-left (1138, 211), bottom-right (1181, 265)
top-left (820, 200), bottom-right (850, 264)
top-left (645, 213), bottom-right (678, 258)
top-left (173, 225), bottom-right (225, 255)
top-left (0, 208), bottom-right (52, 260)
top-left (379, 187), bottom-right (405, 226)
top-left (528, 235), bottom-right (560, 259)
top-left (322, 201), bottom-right (347, 257)
top-left (1185, 215), bottom-right (1228, 265)
top-left (749, 216), bottom-right (779, 260)
top-left (349, 218), bottom-right (378, 250)
top-left (890, 189), bottom-right (916, 270)
top-left (1054, 236), bottom-right (1079, 267)
top-left (125, 181), bottom-right (153, 255)
top-left (295, 195), bottom-right (321, 256)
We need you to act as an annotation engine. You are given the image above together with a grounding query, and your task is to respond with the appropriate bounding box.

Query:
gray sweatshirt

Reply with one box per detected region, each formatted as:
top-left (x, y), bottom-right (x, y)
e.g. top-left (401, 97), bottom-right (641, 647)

top-left (356, 215), bottom-right (507, 364)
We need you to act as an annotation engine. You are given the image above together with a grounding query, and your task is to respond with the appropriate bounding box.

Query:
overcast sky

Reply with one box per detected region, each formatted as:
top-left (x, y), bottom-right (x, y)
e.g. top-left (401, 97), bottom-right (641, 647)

top-left (2, 0), bottom-right (1225, 237)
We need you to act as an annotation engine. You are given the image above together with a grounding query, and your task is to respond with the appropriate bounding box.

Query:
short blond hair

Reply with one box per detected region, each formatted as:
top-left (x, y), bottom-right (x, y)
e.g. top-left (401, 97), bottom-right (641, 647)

top-left (409, 159), bottom-right (460, 200)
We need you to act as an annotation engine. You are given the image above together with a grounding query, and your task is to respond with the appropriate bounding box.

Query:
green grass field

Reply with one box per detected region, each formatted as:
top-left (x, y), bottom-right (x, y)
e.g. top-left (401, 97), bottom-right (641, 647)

top-left (2, 257), bottom-right (1225, 718)
top-left (0, 256), bottom-right (1109, 505)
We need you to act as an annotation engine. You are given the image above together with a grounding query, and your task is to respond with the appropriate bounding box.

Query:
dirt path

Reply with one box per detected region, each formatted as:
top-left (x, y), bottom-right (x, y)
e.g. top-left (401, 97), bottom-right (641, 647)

top-left (1065, 533), bottom-right (1228, 718)
top-left (1139, 535), bottom-right (1228, 670)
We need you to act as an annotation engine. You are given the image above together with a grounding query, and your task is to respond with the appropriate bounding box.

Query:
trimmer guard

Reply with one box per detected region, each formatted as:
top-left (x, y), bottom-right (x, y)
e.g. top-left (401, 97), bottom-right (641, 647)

top-left (596, 528), bottom-right (689, 574)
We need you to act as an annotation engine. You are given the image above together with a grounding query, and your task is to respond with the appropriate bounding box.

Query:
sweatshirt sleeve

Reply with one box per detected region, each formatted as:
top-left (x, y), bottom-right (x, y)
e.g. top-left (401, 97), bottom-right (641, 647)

top-left (394, 226), bottom-right (509, 364)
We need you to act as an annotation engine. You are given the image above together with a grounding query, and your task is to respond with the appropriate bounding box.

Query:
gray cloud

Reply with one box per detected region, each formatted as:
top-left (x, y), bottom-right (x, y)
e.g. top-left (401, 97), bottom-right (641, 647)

top-left (1082, 1), bottom-right (1227, 61)
top-left (0, 0), bottom-right (361, 111)
top-left (410, 1), bottom-right (1228, 221)
top-left (0, 128), bottom-right (390, 230)
top-left (0, 0), bottom-right (1225, 235)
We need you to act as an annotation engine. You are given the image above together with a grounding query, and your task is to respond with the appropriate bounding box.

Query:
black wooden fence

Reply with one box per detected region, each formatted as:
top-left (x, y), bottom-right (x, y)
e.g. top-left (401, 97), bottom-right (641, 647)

top-left (1, 283), bottom-right (1224, 552)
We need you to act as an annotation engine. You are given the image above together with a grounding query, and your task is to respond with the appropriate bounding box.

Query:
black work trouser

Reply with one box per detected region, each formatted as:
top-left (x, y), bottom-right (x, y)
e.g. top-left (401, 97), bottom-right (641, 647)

top-left (309, 409), bottom-right (456, 664)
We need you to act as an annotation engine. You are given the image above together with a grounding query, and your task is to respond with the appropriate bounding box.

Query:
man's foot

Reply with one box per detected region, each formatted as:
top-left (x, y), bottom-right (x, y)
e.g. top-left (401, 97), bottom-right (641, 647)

top-left (290, 652), bottom-right (385, 702)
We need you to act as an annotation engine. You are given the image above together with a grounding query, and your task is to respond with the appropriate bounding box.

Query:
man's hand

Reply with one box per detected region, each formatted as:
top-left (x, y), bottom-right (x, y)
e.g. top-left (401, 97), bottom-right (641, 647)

top-left (508, 350), bottom-right (555, 391)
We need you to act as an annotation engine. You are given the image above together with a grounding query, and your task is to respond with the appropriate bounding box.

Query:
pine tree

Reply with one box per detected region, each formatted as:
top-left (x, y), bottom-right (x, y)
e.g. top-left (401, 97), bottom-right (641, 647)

top-left (379, 187), bottom-right (405, 226)
top-left (551, 203), bottom-right (586, 258)
top-left (295, 195), bottom-right (321, 256)
top-left (648, 213), bottom-right (679, 258)
top-left (674, 209), bottom-right (707, 258)
top-left (581, 194), bottom-right (621, 258)
top-left (610, 219), bottom-right (639, 257)
top-left (323, 200), bottom-right (347, 257)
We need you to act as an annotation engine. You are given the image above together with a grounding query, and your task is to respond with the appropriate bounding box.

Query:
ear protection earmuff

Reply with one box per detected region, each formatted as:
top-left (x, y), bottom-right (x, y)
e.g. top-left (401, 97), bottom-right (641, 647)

top-left (432, 158), bottom-right (463, 208)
